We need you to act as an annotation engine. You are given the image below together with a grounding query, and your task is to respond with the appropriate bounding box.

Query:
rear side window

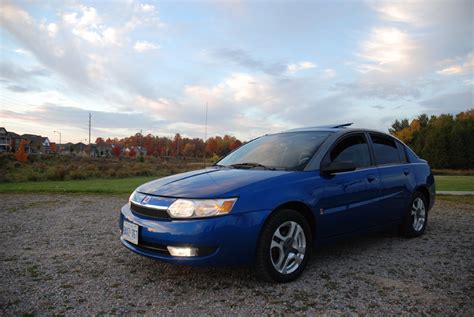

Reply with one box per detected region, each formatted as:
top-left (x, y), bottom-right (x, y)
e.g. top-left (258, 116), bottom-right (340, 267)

top-left (327, 134), bottom-right (371, 168)
top-left (370, 134), bottom-right (401, 165)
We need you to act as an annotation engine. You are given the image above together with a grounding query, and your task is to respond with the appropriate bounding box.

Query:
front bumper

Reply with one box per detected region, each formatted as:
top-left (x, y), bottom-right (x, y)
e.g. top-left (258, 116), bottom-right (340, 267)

top-left (119, 203), bottom-right (271, 266)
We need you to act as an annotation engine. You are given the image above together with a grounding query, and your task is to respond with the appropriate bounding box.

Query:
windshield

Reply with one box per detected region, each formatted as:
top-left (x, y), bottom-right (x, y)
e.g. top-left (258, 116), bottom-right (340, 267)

top-left (217, 131), bottom-right (332, 170)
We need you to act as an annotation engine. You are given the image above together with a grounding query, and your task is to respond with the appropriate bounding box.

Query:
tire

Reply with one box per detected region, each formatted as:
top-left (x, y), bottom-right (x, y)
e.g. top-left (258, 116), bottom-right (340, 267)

top-left (255, 209), bottom-right (312, 283)
top-left (400, 191), bottom-right (428, 237)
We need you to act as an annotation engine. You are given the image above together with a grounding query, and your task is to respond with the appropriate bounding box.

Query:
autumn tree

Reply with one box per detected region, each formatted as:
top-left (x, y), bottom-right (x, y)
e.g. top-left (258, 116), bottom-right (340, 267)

top-left (94, 132), bottom-right (242, 159)
top-left (390, 109), bottom-right (474, 169)
top-left (182, 143), bottom-right (195, 157)
top-left (112, 145), bottom-right (121, 158)
top-left (16, 139), bottom-right (28, 162)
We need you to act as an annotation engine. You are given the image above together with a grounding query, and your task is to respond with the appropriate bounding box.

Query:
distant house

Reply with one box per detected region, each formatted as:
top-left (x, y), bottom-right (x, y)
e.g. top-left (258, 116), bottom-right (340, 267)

top-left (8, 131), bottom-right (21, 152)
top-left (95, 143), bottom-right (112, 157)
top-left (73, 142), bottom-right (87, 154)
top-left (0, 127), bottom-right (11, 152)
top-left (61, 142), bottom-right (74, 154)
top-left (41, 137), bottom-right (51, 154)
top-left (21, 134), bottom-right (51, 154)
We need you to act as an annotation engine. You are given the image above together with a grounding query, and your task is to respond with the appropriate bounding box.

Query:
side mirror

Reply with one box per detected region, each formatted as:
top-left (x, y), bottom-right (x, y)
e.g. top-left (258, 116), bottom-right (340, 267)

top-left (320, 161), bottom-right (356, 176)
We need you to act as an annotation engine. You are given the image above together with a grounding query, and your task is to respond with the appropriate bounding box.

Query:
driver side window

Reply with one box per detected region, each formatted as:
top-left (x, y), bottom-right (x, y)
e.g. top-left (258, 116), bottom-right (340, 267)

top-left (326, 134), bottom-right (371, 169)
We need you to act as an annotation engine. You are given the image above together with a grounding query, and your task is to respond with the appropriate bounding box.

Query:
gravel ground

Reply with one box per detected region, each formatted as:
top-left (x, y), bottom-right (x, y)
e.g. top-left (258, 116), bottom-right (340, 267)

top-left (0, 193), bottom-right (473, 316)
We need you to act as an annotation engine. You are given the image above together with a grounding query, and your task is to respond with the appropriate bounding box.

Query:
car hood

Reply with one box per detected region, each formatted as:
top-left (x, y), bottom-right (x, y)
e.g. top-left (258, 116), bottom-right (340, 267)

top-left (137, 167), bottom-right (291, 198)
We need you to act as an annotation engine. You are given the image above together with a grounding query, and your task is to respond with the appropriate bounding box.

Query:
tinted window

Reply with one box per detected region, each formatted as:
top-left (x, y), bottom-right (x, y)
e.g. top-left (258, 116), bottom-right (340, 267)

top-left (327, 134), bottom-right (371, 168)
top-left (218, 131), bottom-right (331, 170)
top-left (371, 134), bottom-right (401, 165)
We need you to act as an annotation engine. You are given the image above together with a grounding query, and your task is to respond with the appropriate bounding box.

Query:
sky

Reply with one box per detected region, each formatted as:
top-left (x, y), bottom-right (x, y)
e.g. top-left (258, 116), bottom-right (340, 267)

top-left (0, 0), bottom-right (473, 143)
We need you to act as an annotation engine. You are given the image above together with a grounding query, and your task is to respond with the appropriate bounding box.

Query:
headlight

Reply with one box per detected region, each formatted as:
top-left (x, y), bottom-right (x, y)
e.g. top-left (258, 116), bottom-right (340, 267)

top-left (167, 198), bottom-right (238, 218)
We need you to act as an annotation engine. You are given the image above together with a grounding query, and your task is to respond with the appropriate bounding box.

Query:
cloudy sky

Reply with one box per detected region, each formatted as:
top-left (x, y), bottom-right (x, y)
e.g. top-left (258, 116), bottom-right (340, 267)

top-left (1, 0), bottom-right (473, 143)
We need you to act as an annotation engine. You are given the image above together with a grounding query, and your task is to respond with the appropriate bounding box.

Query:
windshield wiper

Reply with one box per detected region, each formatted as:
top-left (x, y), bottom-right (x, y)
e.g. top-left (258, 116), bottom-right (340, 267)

top-left (229, 162), bottom-right (277, 170)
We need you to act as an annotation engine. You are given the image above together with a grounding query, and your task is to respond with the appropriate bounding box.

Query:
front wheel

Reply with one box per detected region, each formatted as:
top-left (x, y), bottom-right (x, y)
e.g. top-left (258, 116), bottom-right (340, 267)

top-left (400, 191), bottom-right (428, 237)
top-left (255, 209), bottom-right (312, 283)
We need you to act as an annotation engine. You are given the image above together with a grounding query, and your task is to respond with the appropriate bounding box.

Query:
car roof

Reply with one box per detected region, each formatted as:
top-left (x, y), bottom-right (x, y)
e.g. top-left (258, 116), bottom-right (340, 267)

top-left (282, 123), bottom-right (353, 133)
top-left (280, 126), bottom-right (397, 138)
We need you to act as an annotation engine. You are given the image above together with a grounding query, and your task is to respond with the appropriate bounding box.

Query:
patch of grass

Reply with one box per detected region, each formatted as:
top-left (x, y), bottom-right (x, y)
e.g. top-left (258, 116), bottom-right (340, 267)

top-left (433, 169), bottom-right (474, 176)
top-left (435, 175), bottom-right (474, 191)
top-left (0, 177), bottom-right (157, 194)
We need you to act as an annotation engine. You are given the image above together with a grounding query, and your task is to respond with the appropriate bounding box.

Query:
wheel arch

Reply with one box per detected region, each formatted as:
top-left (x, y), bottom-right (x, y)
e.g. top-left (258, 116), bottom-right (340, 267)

top-left (267, 201), bottom-right (316, 239)
top-left (415, 185), bottom-right (430, 208)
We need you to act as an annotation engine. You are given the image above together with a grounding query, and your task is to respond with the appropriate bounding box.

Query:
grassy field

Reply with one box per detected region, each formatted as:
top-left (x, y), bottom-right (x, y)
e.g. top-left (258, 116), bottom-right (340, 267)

top-left (0, 175), bottom-right (472, 194)
top-left (0, 177), bottom-right (156, 194)
top-left (434, 175), bottom-right (474, 191)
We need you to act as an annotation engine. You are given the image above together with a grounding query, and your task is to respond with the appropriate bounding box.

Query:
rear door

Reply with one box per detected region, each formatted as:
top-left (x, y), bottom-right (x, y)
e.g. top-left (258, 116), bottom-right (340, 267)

top-left (368, 133), bottom-right (415, 223)
top-left (318, 133), bottom-right (382, 237)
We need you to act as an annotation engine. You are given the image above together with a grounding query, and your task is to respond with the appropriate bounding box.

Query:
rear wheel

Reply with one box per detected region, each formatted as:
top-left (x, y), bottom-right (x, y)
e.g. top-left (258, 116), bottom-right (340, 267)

top-left (400, 191), bottom-right (428, 237)
top-left (255, 209), bottom-right (312, 283)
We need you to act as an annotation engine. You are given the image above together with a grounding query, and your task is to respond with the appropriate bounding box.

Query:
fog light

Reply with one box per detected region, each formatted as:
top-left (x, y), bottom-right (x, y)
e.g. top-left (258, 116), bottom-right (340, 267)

top-left (167, 246), bottom-right (198, 257)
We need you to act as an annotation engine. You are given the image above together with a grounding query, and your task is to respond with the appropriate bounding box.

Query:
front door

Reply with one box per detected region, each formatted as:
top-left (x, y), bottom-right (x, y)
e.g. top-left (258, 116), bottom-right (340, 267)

top-left (318, 133), bottom-right (381, 238)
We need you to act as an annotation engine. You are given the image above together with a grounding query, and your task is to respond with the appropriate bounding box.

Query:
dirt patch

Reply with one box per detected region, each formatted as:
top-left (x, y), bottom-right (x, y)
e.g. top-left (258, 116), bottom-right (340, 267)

top-left (0, 194), bottom-right (473, 315)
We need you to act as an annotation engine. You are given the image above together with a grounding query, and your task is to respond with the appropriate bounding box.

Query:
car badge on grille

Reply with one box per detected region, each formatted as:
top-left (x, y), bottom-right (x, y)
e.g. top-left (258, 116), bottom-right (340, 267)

top-left (141, 195), bottom-right (151, 204)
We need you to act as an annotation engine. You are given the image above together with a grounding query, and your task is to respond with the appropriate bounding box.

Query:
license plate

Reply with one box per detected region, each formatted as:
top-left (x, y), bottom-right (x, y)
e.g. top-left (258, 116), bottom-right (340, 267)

top-left (122, 221), bottom-right (139, 245)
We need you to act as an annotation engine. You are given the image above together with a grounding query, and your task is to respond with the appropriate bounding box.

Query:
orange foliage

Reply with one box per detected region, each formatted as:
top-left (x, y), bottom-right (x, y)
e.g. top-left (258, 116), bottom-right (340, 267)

top-left (394, 119), bottom-right (421, 144)
top-left (16, 139), bottom-right (28, 162)
top-left (456, 109), bottom-right (474, 121)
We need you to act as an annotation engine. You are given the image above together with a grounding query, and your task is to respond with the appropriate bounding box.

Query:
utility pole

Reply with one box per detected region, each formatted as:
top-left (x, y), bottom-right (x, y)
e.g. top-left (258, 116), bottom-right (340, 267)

top-left (140, 129), bottom-right (143, 147)
top-left (88, 112), bottom-right (91, 146)
top-left (203, 102), bottom-right (208, 167)
top-left (53, 130), bottom-right (61, 153)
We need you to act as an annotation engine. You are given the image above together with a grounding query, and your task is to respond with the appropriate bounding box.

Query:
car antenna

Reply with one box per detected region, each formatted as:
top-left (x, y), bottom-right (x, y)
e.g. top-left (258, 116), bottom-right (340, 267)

top-left (332, 123), bottom-right (353, 128)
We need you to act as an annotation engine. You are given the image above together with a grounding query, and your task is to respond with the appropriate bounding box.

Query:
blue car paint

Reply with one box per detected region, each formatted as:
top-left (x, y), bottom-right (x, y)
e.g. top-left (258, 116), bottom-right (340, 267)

top-left (120, 204), bottom-right (272, 266)
top-left (119, 128), bottom-right (435, 266)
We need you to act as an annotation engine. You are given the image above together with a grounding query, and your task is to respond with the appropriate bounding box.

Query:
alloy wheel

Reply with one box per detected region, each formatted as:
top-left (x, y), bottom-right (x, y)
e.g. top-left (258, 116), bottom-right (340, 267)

top-left (270, 221), bottom-right (306, 274)
top-left (411, 197), bottom-right (426, 232)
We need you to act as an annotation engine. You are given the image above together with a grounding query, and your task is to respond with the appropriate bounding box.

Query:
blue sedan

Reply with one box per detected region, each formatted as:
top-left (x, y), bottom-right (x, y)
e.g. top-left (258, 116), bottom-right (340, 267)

top-left (119, 124), bottom-right (435, 282)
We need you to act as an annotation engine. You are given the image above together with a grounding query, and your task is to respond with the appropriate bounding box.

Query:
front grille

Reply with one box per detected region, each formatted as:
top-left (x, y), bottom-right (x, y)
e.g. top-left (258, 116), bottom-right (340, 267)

top-left (130, 203), bottom-right (171, 219)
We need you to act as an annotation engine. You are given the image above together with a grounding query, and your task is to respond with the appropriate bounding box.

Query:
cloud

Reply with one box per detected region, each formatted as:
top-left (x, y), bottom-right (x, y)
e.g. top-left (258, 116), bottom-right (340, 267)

top-left (335, 80), bottom-right (421, 100)
top-left (287, 61), bottom-right (317, 73)
top-left (62, 6), bottom-right (120, 46)
top-left (140, 4), bottom-right (155, 13)
top-left (0, 1), bottom-right (92, 86)
top-left (134, 40), bottom-right (160, 52)
top-left (437, 52), bottom-right (474, 75)
top-left (5, 85), bottom-right (30, 92)
top-left (0, 62), bottom-right (51, 92)
top-left (371, 0), bottom-right (473, 28)
top-left (357, 27), bottom-right (415, 73)
top-left (420, 90), bottom-right (474, 114)
top-left (209, 48), bottom-right (287, 75)
top-left (1, 104), bottom-right (166, 131)
top-left (321, 68), bottom-right (337, 79)
top-left (41, 22), bottom-right (58, 38)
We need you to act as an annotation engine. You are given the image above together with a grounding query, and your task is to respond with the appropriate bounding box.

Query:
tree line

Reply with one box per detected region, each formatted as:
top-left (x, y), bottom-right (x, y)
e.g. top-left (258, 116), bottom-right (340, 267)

top-left (96, 133), bottom-right (242, 158)
top-left (389, 109), bottom-right (473, 169)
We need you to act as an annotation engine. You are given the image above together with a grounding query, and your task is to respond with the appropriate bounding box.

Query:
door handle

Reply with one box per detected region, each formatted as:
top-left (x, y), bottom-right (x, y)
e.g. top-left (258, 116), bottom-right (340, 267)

top-left (403, 169), bottom-right (410, 176)
top-left (367, 175), bottom-right (377, 183)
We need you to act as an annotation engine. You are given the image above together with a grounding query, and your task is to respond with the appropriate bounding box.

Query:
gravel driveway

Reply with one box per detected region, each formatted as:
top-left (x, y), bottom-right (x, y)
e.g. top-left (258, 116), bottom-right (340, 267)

top-left (0, 194), bottom-right (472, 316)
